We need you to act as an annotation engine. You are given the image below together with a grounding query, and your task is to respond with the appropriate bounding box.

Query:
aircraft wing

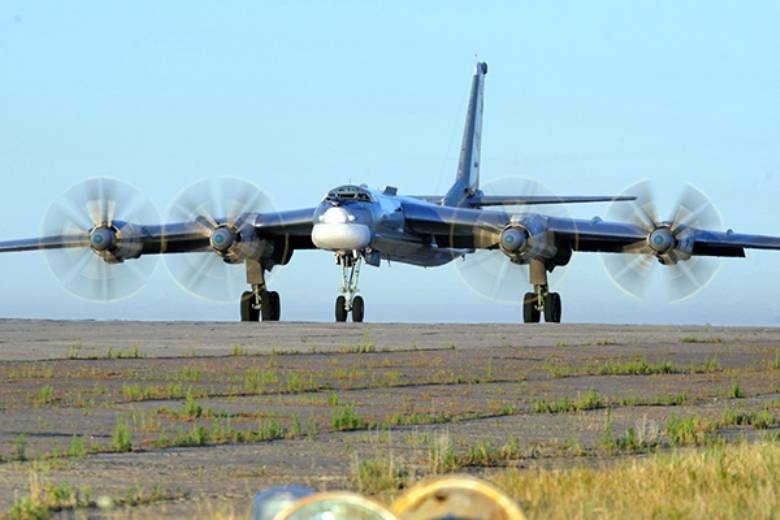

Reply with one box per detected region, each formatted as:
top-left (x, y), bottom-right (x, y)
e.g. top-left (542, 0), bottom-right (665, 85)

top-left (0, 208), bottom-right (317, 256)
top-left (544, 217), bottom-right (780, 256)
top-left (402, 202), bottom-right (780, 256)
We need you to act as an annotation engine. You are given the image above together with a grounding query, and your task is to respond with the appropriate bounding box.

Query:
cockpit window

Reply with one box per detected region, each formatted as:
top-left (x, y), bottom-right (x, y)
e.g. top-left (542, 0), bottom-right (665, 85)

top-left (324, 185), bottom-right (373, 203)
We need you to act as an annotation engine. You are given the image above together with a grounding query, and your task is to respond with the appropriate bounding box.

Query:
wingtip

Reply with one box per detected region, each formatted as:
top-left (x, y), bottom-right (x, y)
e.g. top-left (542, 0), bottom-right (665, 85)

top-left (475, 62), bottom-right (488, 75)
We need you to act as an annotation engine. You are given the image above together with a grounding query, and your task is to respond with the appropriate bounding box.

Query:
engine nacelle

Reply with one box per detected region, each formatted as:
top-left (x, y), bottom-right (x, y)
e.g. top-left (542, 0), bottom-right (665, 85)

top-left (498, 215), bottom-right (557, 264)
top-left (652, 226), bottom-right (694, 265)
top-left (90, 222), bottom-right (145, 263)
top-left (213, 224), bottom-right (276, 265)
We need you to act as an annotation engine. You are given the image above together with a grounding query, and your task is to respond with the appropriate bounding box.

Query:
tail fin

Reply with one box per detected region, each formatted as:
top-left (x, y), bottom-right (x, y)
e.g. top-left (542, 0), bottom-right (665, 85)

top-left (442, 62), bottom-right (487, 207)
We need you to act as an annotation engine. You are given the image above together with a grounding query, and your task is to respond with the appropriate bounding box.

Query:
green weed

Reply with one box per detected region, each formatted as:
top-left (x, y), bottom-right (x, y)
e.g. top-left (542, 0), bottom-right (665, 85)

top-left (112, 419), bottom-right (133, 452)
top-left (729, 381), bottom-right (744, 399)
top-left (332, 406), bottom-right (367, 431)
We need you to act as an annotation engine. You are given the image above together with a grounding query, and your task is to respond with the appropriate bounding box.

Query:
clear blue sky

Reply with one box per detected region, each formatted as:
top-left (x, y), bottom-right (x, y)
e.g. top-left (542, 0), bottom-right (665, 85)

top-left (1, 2), bottom-right (778, 324)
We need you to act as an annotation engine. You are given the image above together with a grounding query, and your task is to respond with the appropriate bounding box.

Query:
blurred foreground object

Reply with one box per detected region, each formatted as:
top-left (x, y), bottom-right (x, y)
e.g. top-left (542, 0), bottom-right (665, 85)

top-left (251, 485), bottom-right (315, 520)
top-left (391, 475), bottom-right (526, 520)
top-left (275, 491), bottom-right (398, 520)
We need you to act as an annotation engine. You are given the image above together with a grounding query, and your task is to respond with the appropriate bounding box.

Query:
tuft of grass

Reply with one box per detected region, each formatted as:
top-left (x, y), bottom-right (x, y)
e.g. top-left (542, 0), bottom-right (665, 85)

top-left (231, 345), bottom-right (247, 357)
top-left (680, 335), bottom-right (723, 344)
top-left (720, 409), bottom-right (776, 430)
top-left (243, 369), bottom-right (279, 393)
top-left (66, 342), bottom-right (82, 359)
top-left (182, 389), bottom-right (203, 419)
top-left (67, 435), bottom-right (87, 458)
top-left (326, 392), bottom-right (340, 407)
top-left (256, 420), bottom-right (287, 441)
top-left (351, 453), bottom-right (404, 495)
top-left (15, 433), bottom-right (27, 462)
top-left (36, 385), bottom-right (55, 405)
top-left (8, 365), bottom-right (54, 380)
top-left (112, 418), bottom-right (133, 452)
top-left (428, 432), bottom-right (460, 474)
top-left (664, 416), bottom-right (714, 447)
top-left (618, 393), bottom-right (688, 407)
top-left (340, 331), bottom-right (376, 353)
top-left (594, 358), bottom-right (675, 376)
top-left (698, 356), bottom-right (721, 373)
top-left (332, 406), bottom-right (367, 431)
top-left (601, 415), bottom-right (661, 453)
top-left (533, 390), bottom-right (605, 414)
top-left (772, 347), bottom-right (780, 369)
top-left (122, 382), bottom-right (187, 402)
top-left (729, 381), bottom-right (744, 399)
top-left (177, 366), bottom-right (202, 382)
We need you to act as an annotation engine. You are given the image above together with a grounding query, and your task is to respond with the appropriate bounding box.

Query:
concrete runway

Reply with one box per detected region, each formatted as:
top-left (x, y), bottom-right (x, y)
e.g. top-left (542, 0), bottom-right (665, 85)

top-left (0, 320), bottom-right (778, 518)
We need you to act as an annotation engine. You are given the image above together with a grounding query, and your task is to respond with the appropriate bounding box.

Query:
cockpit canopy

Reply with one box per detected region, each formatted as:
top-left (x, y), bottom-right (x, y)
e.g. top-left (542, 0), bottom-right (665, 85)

top-left (324, 185), bottom-right (374, 204)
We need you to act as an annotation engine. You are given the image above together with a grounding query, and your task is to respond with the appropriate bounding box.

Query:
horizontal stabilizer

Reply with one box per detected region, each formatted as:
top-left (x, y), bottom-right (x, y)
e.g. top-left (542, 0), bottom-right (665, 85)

top-left (471, 195), bottom-right (636, 207)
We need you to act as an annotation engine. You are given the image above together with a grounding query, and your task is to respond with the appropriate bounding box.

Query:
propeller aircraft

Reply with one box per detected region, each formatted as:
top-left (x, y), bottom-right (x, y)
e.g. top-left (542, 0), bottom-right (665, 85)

top-left (2, 62), bottom-right (779, 323)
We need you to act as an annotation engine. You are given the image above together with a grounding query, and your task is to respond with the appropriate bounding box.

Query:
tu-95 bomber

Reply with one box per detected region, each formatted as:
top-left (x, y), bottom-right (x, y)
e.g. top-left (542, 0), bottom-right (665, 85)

top-left (2, 62), bottom-right (780, 323)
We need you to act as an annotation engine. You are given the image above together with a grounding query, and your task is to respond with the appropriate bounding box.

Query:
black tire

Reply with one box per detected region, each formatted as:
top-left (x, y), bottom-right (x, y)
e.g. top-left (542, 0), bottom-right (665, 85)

top-left (544, 292), bottom-right (562, 323)
top-left (260, 291), bottom-right (274, 321)
top-left (268, 291), bottom-right (281, 321)
top-left (523, 292), bottom-right (540, 324)
top-left (240, 291), bottom-right (259, 322)
top-left (352, 296), bottom-right (364, 323)
top-left (335, 295), bottom-right (348, 322)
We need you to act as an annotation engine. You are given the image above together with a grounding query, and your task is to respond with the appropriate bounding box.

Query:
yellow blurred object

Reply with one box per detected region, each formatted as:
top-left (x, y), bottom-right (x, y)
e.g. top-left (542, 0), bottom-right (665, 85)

top-left (274, 491), bottom-right (399, 520)
top-left (391, 475), bottom-right (526, 520)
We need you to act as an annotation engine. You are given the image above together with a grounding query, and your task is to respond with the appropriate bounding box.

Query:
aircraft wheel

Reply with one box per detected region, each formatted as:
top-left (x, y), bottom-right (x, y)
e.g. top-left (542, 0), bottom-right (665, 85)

top-left (335, 295), bottom-right (348, 322)
top-left (544, 292), bottom-right (562, 323)
top-left (268, 291), bottom-right (281, 321)
top-left (523, 292), bottom-right (540, 324)
top-left (240, 291), bottom-right (259, 322)
top-left (260, 291), bottom-right (274, 321)
top-left (352, 296), bottom-right (365, 323)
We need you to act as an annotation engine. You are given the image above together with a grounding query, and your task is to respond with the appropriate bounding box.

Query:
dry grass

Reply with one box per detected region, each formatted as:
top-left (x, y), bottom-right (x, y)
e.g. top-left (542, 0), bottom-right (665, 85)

top-left (489, 441), bottom-right (780, 519)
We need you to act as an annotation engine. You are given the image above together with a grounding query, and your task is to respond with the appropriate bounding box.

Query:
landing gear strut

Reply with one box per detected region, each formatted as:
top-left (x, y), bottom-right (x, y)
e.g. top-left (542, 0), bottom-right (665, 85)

top-left (335, 253), bottom-right (364, 322)
top-left (523, 259), bottom-right (562, 324)
top-left (240, 260), bottom-right (280, 322)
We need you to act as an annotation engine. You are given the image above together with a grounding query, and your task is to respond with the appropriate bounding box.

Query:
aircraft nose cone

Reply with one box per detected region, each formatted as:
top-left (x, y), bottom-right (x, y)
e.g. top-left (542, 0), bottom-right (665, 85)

top-left (311, 214), bottom-right (372, 252)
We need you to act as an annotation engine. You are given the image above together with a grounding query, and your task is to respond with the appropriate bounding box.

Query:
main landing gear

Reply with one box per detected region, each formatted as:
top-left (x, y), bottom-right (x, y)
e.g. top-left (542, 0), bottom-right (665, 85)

top-left (335, 253), bottom-right (364, 323)
top-left (240, 260), bottom-right (280, 322)
top-left (522, 259), bottom-right (562, 324)
top-left (240, 288), bottom-right (280, 322)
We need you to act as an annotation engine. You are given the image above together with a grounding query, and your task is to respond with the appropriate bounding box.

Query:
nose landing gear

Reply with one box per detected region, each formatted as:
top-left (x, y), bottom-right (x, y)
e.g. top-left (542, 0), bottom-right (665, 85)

top-left (335, 253), bottom-right (365, 322)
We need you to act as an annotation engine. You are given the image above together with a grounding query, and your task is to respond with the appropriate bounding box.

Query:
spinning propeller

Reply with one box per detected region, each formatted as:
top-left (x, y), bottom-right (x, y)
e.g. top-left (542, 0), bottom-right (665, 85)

top-left (602, 180), bottom-right (723, 301)
top-left (42, 177), bottom-right (159, 301)
top-left (164, 177), bottom-right (276, 302)
top-left (455, 177), bottom-right (572, 303)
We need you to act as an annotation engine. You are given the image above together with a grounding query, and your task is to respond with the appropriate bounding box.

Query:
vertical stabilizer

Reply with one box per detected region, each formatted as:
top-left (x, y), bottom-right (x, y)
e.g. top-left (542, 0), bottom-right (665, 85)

top-left (442, 61), bottom-right (487, 207)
